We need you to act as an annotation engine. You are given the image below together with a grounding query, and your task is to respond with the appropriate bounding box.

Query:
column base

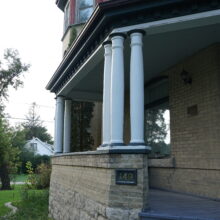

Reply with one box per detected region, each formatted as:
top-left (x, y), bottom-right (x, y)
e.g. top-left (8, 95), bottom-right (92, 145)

top-left (97, 144), bottom-right (151, 154)
top-left (55, 152), bottom-right (63, 155)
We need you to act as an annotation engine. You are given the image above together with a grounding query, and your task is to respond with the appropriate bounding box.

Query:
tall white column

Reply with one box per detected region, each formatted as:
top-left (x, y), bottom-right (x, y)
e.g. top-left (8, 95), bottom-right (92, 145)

top-left (129, 30), bottom-right (145, 145)
top-left (63, 99), bottom-right (72, 153)
top-left (102, 41), bottom-right (112, 146)
top-left (54, 96), bottom-right (64, 153)
top-left (110, 33), bottom-right (126, 146)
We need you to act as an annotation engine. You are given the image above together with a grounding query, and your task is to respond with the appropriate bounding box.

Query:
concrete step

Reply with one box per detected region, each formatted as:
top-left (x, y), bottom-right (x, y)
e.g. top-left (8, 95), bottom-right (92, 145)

top-left (144, 189), bottom-right (220, 220)
top-left (139, 212), bottom-right (211, 220)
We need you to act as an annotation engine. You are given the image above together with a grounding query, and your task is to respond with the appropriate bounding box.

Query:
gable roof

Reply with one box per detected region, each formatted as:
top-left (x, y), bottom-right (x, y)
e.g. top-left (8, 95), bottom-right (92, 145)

top-left (26, 137), bottom-right (54, 153)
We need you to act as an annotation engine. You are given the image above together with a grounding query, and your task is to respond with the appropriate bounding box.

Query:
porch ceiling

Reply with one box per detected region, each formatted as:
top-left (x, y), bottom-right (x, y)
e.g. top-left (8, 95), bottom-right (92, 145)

top-left (59, 13), bottom-right (220, 102)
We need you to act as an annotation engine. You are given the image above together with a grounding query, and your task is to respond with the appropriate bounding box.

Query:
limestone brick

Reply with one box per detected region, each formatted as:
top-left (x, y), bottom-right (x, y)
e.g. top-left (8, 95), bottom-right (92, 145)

top-left (49, 152), bottom-right (149, 220)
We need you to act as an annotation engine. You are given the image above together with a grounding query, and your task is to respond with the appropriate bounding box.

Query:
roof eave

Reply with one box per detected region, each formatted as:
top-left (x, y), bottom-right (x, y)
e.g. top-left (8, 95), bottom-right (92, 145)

top-left (56, 0), bottom-right (68, 11)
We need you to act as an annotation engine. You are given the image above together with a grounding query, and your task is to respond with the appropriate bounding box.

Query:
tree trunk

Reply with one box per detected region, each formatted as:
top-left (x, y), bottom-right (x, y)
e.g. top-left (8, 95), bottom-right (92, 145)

top-left (0, 163), bottom-right (11, 190)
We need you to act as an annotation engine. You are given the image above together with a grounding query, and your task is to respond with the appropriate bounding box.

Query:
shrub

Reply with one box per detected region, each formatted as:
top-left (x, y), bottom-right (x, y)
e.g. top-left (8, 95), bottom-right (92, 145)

top-left (35, 163), bottom-right (51, 189)
top-left (19, 152), bottom-right (50, 174)
top-left (25, 161), bottom-right (51, 189)
top-left (25, 161), bottom-right (38, 189)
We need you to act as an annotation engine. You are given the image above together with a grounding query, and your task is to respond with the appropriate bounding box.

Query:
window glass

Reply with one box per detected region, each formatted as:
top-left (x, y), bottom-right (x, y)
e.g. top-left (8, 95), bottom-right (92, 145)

top-left (78, 0), bottom-right (93, 23)
top-left (64, 2), bottom-right (70, 32)
top-left (30, 143), bottom-right (38, 152)
top-left (79, 8), bottom-right (93, 23)
top-left (145, 102), bottom-right (170, 158)
top-left (79, 0), bottom-right (93, 8)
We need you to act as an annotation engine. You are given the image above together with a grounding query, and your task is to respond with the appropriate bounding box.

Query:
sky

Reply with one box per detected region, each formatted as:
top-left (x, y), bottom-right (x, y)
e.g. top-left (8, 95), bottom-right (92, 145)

top-left (0, 0), bottom-right (64, 138)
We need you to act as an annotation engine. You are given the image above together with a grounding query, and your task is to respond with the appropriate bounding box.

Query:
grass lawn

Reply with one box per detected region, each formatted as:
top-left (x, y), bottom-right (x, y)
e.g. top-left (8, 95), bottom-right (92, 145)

top-left (0, 185), bottom-right (50, 220)
top-left (0, 185), bottom-right (22, 217)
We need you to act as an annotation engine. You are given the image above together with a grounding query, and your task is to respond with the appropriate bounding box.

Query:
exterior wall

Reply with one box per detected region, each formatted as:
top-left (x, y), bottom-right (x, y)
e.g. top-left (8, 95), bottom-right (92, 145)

top-left (49, 152), bottom-right (149, 220)
top-left (149, 44), bottom-right (220, 199)
top-left (62, 24), bottom-right (84, 56)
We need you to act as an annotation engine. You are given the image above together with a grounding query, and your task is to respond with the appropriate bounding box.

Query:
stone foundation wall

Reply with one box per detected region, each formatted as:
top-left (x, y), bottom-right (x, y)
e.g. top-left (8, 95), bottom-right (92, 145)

top-left (49, 152), bottom-right (149, 220)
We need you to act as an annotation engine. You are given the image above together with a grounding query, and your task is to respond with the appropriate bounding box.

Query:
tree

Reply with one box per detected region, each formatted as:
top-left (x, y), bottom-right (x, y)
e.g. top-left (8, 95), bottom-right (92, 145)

top-left (145, 108), bottom-right (170, 158)
top-left (0, 117), bottom-right (20, 189)
top-left (22, 102), bottom-right (53, 144)
top-left (71, 101), bottom-right (94, 152)
top-left (0, 49), bottom-right (30, 111)
top-left (0, 49), bottom-right (29, 190)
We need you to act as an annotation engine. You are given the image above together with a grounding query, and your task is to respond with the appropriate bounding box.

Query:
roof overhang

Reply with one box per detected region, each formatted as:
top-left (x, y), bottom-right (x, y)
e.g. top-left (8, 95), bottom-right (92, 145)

top-left (56, 0), bottom-right (68, 11)
top-left (47, 0), bottom-right (220, 96)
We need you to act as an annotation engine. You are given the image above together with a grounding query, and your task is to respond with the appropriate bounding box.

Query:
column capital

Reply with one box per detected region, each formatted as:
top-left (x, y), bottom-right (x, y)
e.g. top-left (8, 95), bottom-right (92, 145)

top-left (102, 40), bottom-right (112, 46)
top-left (103, 41), bottom-right (112, 57)
top-left (64, 97), bottom-right (73, 102)
top-left (127, 29), bottom-right (146, 36)
top-left (109, 32), bottom-right (127, 39)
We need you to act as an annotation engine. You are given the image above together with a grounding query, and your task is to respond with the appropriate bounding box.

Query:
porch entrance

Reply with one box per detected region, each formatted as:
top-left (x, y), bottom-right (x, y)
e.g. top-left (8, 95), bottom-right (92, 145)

top-left (140, 189), bottom-right (220, 220)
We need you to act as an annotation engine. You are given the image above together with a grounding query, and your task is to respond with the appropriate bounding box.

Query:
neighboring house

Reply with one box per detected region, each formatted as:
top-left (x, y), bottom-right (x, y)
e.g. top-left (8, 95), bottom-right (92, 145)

top-left (47, 0), bottom-right (220, 220)
top-left (25, 137), bottom-right (54, 156)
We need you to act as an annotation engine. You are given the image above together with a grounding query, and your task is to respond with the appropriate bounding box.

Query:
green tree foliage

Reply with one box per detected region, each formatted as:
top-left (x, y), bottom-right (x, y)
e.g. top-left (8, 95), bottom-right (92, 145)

top-left (22, 102), bottom-right (53, 144)
top-left (71, 101), bottom-right (94, 152)
top-left (145, 108), bottom-right (170, 158)
top-left (0, 49), bottom-right (29, 190)
top-left (0, 117), bottom-right (20, 190)
top-left (0, 49), bottom-right (30, 110)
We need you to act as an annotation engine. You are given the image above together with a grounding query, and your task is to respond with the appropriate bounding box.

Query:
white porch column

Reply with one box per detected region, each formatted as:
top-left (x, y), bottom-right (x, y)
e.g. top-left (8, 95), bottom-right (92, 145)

top-left (63, 99), bottom-right (72, 153)
top-left (109, 33), bottom-right (126, 146)
top-left (101, 41), bottom-right (112, 146)
top-left (129, 30), bottom-right (145, 145)
top-left (54, 96), bottom-right (64, 153)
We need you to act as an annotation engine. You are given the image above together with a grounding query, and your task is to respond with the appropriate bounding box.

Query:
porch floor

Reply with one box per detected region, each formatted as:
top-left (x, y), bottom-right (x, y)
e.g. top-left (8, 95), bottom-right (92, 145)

top-left (140, 189), bottom-right (220, 220)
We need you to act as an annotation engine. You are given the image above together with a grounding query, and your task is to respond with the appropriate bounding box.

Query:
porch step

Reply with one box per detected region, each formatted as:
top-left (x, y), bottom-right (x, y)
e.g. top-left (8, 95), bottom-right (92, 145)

top-left (140, 189), bottom-right (220, 220)
top-left (139, 212), bottom-right (211, 220)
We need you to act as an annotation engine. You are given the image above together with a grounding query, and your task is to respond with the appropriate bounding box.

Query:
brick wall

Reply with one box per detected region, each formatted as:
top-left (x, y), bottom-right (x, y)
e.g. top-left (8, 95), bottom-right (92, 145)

top-left (149, 44), bottom-right (220, 199)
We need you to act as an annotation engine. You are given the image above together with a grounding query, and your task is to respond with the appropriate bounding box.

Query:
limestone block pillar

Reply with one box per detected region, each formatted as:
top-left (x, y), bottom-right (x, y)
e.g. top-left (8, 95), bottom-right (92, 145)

top-left (63, 99), bottom-right (72, 153)
top-left (54, 96), bottom-right (64, 153)
top-left (109, 33), bottom-right (126, 146)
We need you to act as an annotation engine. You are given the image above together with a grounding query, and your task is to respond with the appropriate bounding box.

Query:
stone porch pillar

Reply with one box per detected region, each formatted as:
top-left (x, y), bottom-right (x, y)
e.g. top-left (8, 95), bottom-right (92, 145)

top-left (109, 33), bottom-right (126, 146)
top-left (63, 99), bottom-right (72, 153)
top-left (54, 96), bottom-right (64, 153)
top-left (128, 30), bottom-right (146, 146)
top-left (101, 41), bottom-right (112, 147)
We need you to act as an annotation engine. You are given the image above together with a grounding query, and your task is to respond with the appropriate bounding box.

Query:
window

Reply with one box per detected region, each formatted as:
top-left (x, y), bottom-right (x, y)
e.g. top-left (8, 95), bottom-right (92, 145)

top-left (30, 143), bottom-right (37, 152)
top-left (64, 1), bottom-right (70, 32)
top-left (144, 78), bottom-right (170, 158)
top-left (78, 0), bottom-right (94, 23)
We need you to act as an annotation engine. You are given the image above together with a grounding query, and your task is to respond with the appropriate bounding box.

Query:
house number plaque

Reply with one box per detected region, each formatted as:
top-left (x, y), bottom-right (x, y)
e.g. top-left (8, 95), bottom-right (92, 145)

top-left (115, 169), bottom-right (137, 185)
